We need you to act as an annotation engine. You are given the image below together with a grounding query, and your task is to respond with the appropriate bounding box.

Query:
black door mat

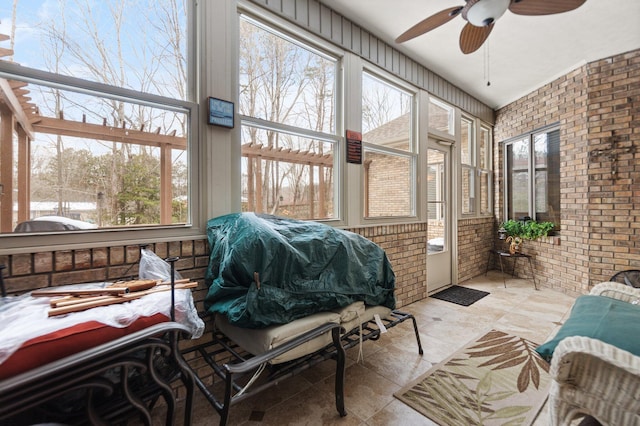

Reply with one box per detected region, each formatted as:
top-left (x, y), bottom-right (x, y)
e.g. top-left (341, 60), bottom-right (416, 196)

top-left (430, 285), bottom-right (490, 306)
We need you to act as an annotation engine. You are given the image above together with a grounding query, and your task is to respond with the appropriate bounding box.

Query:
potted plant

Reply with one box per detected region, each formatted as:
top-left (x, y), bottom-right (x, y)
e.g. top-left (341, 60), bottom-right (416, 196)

top-left (500, 219), bottom-right (555, 254)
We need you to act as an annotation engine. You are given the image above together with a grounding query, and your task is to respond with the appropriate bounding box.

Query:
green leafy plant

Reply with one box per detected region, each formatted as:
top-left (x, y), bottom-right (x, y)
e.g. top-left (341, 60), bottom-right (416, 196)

top-left (501, 219), bottom-right (554, 241)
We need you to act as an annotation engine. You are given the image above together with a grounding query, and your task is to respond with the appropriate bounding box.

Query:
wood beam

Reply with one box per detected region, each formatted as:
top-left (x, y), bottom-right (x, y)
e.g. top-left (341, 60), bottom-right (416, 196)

top-left (32, 116), bottom-right (186, 149)
top-left (309, 164), bottom-right (315, 219)
top-left (247, 156), bottom-right (254, 211)
top-left (160, 145), bottom-right (173, 225)
top-left (13, 89), bottom-right (29, 97)
top-left (0, 47), bottom-right (14, 58)
top-left (17, 127), bottom-right (30, 223)
top-left (8, 81), bottom-right (27, 89)
top-left (255, 157), bottom-right (263, 213)
top-left (241, 143), bottom-right (333, 167)
top-left (318, 165), bottom-right (326, 218)
top-left (0, 78), bottom-right (35, 138)
top-left (0, 107), bottom-right (14, 232)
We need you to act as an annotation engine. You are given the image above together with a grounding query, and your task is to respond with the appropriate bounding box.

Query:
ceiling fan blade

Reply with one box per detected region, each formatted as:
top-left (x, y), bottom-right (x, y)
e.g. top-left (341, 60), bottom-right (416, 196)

top-left (509, 0), bottom-right (587, 16)
top-left (459, 22), bottom-right (494, 54)
top-left (395, 6), bottom-right (463, 43)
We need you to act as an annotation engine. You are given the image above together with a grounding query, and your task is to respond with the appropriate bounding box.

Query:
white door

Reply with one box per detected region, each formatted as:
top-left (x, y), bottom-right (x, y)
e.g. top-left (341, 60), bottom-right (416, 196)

top-left (427, 144), bottom-right (452, 293)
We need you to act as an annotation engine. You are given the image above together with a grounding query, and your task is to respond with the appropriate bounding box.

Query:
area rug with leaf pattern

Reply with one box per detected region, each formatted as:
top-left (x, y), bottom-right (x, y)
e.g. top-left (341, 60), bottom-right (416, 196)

top-left (394, 329), bottom-right (551, 426)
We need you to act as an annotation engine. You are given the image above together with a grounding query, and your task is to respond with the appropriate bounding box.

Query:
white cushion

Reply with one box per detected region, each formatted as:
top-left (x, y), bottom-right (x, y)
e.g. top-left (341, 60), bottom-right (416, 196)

top-left (341, 305), bottom-right (391, 332)
top-left (332, 301), bottom-right (365, 323)
top-left (216, 311), bottom-right (340, 364)
top-left (215, 302), bottom-right (392, 365)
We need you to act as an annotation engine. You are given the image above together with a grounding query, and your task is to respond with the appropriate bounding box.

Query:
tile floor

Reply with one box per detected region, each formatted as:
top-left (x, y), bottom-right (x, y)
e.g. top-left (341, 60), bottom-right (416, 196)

top-left (173, 270), bottom-right (578, 425)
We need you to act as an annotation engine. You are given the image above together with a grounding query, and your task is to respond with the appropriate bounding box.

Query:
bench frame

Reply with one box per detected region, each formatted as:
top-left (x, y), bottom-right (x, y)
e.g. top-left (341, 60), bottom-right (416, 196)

top-left (182, 310), bottom-right (423, 425)
top-left (0, 322), bottom-right (196, 425)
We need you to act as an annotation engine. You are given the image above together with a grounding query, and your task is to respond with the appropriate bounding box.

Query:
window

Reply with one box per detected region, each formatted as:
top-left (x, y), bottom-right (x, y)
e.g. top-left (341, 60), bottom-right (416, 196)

top-left (504, 126), bottom-right (560, 224)
top-left (461, 117), bottom-right (475, 215)
top-left (460, 116), bottom-right (492, 217)
top-left (479, 125), bottom-right (492, 215)
top-left (0, 0), bottom-right (192, 235)
top-left (361, 71), bottom-right (416, 218)
top-left (238, 15), bottom-right (340, 220)
top-left (429, 98), bottom-right (454, 136)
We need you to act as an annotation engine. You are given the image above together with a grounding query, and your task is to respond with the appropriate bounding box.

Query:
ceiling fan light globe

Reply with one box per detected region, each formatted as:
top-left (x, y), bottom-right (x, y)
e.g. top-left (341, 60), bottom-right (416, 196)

top-left (466, 0), bottom-right (510, 27)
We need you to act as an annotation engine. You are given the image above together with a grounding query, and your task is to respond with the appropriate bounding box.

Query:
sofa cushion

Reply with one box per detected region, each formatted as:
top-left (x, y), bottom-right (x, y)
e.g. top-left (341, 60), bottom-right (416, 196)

top-left (341, 305), bottom-right (392, 333)
top-left (215, 311), bottom-right (341, 364)
top-left (535, 294), bottom-right (640, 361)
top-left (332, 301), bottom-right (365, 323)
top-left (0, 314), bottom-right (168, 380)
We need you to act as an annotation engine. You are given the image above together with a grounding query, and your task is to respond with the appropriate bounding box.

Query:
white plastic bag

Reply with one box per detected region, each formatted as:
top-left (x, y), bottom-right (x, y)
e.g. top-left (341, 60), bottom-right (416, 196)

top-left (139, 248), bottom-right (183, 282)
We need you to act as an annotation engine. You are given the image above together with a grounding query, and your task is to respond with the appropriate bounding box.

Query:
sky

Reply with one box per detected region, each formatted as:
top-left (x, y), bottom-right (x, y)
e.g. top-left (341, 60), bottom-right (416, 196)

top-left (1, 0), bottom-right (187, 96)
top-left (1, 1), bottom-right (189, 194)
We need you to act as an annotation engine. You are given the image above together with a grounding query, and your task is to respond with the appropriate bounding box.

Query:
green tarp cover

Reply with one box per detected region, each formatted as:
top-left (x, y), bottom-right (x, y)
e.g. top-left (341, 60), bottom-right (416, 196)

top-left (204, 213), bottom-right (396, 328)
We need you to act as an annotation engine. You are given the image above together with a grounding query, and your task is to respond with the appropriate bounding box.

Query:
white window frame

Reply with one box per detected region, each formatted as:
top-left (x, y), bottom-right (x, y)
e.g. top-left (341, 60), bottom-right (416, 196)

top-left (428, 97), bottom-right (456, 137)
top-left (236, 7), bottom-right (344, 222)
top-left (478, 124), bottom-right (493, 216)
top-left (360, 66), bottom-right (419, 222)
top-left (502, 123), bottom-right (560, 222)
top-left (0, 1), bottom-right (200, 254)
top-left (460, 115), bottom-right (475, 215)
top-left (459, 115), bottom-right (493, 218)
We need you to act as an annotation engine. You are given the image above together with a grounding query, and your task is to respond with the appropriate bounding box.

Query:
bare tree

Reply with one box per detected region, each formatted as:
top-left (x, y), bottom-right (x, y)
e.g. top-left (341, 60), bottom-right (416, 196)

top-left (29, 0), bottom-right (187, 225)
top-left (239, 18), bottom-right (336, 218)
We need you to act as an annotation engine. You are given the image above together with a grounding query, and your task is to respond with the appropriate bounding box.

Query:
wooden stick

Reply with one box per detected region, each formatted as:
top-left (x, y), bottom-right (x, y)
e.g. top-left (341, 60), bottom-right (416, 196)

top-left (158, 278), bottom-right (191, 285)
top-left (109, 279), bottom-right (158, 289)
top-left (51, 295), bottom-right (115, 308)
top-left (33, 288), bottom-right (129, 297)
top-left (146, 282), bottom-right (198, 293)
top-left (48, 293), bottom-right (144, 317)
top-left (49, 295), bottom-right (79, 306)
top-left (114, 280), bottom-right (157, 292)
top-left (47, 282), bottom-right (198, 317)
top-left (50, 294), bottom-right (114, 306)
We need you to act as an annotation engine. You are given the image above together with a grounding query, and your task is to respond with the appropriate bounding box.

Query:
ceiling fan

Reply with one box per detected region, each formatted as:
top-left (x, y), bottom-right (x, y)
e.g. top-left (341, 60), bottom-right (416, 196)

top-left (395, 0), bottom-right (587, 54)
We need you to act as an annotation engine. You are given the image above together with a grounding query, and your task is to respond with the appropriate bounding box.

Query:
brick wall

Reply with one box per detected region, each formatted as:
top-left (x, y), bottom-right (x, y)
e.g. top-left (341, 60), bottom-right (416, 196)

top-left (348, 222), bottom-right (428, 307)
top-left (457, 217), bottom-right (495, 283)
top-left (1, 224), bottom-right (426, 307)
top-left (585, 50), bottom-right (640, 282)
top-left (0, 240), bottom-right (210, 298)
top-left (493, 48), bottom-right (640, 294)
top-left (0, 242), bottom-right (214, 343)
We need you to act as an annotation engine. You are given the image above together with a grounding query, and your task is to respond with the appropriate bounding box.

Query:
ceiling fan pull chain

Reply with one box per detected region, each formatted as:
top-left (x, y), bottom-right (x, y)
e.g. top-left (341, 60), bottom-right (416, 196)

top-left (484, 41), bottom-right (491, 87)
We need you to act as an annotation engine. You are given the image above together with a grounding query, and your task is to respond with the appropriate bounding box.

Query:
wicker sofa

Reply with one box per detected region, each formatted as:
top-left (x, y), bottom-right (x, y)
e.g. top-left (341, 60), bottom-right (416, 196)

top-left (545, 282), bottom-right (640, 426)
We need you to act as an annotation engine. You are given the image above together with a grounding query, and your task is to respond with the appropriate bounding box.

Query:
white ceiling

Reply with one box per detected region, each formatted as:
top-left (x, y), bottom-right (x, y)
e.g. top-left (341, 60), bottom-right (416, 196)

top-left (322, 0), bottom-right (640, 109)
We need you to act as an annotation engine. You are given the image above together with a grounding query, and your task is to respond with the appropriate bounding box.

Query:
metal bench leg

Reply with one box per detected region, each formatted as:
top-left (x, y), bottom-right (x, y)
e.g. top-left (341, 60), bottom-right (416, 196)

top-left (410, 315), bottom-right (424, 355)
top-left (332, 327), bottom-right (347, 417)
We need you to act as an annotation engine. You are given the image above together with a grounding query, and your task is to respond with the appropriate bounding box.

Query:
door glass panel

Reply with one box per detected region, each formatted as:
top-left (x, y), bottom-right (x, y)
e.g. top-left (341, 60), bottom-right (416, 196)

top-left (427, 149), bottom-right (446, 254)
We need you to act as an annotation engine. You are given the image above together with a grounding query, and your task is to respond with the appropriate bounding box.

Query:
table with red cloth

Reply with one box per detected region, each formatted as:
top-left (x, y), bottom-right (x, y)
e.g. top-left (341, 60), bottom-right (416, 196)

top-left (0, 282), bottom-right (204, 424)
top-left (0, 282), bottom-right (203, 379)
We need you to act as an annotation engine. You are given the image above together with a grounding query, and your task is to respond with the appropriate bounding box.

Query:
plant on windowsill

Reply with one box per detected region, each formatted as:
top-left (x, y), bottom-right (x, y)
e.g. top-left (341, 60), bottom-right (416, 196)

top-left (500, 219), bottom-right (555, 254)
